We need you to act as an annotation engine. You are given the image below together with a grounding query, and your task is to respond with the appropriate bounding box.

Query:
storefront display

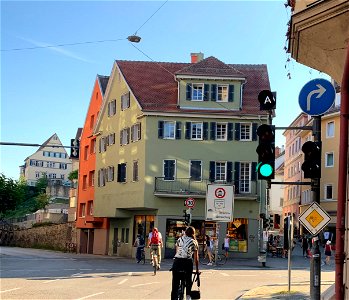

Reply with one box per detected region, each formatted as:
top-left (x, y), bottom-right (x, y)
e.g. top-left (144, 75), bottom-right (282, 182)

top-left (226, 218), bottom-right (248, 253)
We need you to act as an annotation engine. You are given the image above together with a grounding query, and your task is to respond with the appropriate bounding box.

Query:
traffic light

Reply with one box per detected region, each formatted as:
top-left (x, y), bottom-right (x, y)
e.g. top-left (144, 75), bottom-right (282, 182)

top-left (183, 209), bottom-right (192, 225)
top-left (256, 124), bottom-right (275, 180)
top-left (70, 138), bottom-right (80, 159)
top-left (269, 215), bottom-right (274, 229)
top-left (301, 141), bottom-right (321, 179)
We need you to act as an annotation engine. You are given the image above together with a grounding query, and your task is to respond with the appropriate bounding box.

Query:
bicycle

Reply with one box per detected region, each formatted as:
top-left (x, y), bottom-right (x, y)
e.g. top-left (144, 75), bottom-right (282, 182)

top-left (150, 245), bottom-right (160, 275)
top-left (200, 248), bottom-right (227, 265)
top-left (138, 247), bottom-right (145, 264)
top-left (173, 270), bottom-right (201, 300)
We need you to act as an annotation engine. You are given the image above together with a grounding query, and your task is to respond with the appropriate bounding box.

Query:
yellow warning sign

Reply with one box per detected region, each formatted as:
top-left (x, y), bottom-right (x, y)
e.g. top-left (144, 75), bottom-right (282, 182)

top-left (305, 210), bottom-right (324, 228)
top-left (233, 219), bottom-right (242, 228)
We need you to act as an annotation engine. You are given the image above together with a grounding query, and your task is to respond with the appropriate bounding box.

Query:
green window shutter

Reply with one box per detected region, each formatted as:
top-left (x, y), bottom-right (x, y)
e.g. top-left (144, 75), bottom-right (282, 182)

top-left (251, 162), bottom-right (257, 181)
top-left (203, 122), bottom-right (209, 140)
top-left (204, 84), bottom-right (210, 101)
top-left (234, 162), bottom-right (240, 194)
top-left (211, 84), bottom-right (217, 101)
top-left (228, 123), bottom-right (234, 141)
top-left (228, 85), bottom-right (234, 102)
top-left (227, 162), bottom-right (233, 183)
top-left (209, 161), bottom-right (215, 182)
top-left (210, 122), bottom-right (216, 140)
top-left (235, 123), bottom-right (240, 141)
top-left (158, 121), bottom-right (164, 139)
top-left (185, 122), bottom-right (191, 139)
top-left (186, 84), bottom-right (192, 100)
top-left (176, 122), bottom-right (182, 139)
top-left (252, 123), bottom-right (258, 141)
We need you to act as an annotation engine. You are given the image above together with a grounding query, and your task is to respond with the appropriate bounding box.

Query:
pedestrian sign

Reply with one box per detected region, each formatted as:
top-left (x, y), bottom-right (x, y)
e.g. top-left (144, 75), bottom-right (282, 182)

top-left (299, 202), bottom-right (331, 236)
top-left (298, 78), bottom-right (335, 116)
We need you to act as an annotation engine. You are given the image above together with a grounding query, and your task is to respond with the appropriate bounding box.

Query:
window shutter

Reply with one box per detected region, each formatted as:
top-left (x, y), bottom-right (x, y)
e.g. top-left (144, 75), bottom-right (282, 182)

top-left (211, 84), bottom-right (217, 101)
top-left (186, 84), bottom-right (191, 100)
top-left (234, 162), bottom-right (240, 194)
top-left (185, 122), bottom-right (191, 139)
top-left (120, 131), bottom-right (123, 146)
top-left (228, 123), bottom-right (234, 140)
top-left (235, 123), bottom-right (240, 140)
top-left (107, 103), bottom-right (110, 117)
top-left (131, 125), bottom-right (134, 142)
top-left (227, 161), bottom-right (233, 183)
top-left (228, 85), bottom-right (234, 102)
top-left (127, 128), bottom-right (130, 144)
top-left (209, 161), bottom-right (215, 182)
top-left (122, 164), bottom-right (126, 182)
top-left (204, 84), bottom-right (210, 101)
top-left (203, 122), bottom-right (208, 140)
top-left (176, 122), bottom-right (181, 139)
top-left (138, 123), bottom-right (141, 140)
top-left (99, 138), bottom-right (101, 152)
top-left (158, 121), bottom-right (164, 139)
top-left (117, 164), bottom-right (122, 182)
top-left (252, 123), bottom-right (258, 141)
top-left (251, 162), bottom-right (257, 181)
top-left (210, 122), bottom-right (216, 140)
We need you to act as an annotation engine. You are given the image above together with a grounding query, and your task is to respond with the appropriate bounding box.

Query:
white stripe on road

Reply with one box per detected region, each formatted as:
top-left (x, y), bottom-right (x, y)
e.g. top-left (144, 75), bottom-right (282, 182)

top-left (43, 279), bottom-right (61, 284)
top-left (128, 272), bottom-right (132, 276)
top-left (0, 288), bottom-right (21, 293)
top-left (74, 292), bottom-right (105, 300)
top-left (131, 282), bottom-right (160, 288)
top-left (220, 272), bottom-right (230, 276)
top-left (118, 278), bottom-right (128, 285)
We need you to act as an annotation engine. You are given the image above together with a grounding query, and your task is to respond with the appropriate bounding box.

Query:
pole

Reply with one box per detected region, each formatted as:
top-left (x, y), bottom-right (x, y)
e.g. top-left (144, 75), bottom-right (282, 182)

top-left (335, 44), bottom-right (349, 300)
top-left (215, 223), bottom-right (220, 265)
top-left (288, 214), bottom-right (294, 293)
top-left (310, 116), bottom-right (321, 300)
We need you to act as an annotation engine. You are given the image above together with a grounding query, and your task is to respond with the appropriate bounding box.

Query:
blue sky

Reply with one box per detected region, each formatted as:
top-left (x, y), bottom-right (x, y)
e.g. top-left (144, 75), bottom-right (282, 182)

top-left (1, 1), bottom-right (328, 180)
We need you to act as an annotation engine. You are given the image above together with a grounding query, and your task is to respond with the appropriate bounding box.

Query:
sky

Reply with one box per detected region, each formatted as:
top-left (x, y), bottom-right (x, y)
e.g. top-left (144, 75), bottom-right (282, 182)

top-left (1, 0), bottom-right (329, 181)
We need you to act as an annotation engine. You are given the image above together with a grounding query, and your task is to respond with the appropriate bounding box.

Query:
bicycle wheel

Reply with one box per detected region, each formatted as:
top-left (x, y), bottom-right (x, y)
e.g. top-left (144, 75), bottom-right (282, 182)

top-left (216, 254), bottom-right (227, 265)
top-left (141, 250), bottom-right (145, 265)
top-left (153, 255), bottom-right (157, 275)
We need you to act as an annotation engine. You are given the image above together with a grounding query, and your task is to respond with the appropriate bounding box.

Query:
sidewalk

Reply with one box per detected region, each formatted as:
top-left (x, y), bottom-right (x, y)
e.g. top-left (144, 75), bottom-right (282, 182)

top-left (235, 244), bottom-right (335, 300)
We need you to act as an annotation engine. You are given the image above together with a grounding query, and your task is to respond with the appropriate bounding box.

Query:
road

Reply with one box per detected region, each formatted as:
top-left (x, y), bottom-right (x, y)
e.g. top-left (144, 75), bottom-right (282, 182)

top-left (0, 246), bottom-right (335, 299)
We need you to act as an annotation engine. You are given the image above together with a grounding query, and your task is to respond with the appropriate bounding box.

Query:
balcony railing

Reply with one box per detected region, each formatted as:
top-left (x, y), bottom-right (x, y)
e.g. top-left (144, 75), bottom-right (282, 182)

top-left (154, 177), bottom-right (258, 198)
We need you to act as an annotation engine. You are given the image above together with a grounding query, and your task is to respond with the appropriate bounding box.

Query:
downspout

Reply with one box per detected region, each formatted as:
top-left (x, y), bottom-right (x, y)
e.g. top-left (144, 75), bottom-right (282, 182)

top-left (335, 45), bottom-right (349, 300)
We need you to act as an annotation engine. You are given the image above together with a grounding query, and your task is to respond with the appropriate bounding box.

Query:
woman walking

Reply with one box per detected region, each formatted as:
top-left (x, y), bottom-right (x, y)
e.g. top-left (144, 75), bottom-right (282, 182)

top-left (324, 240), bottom-right (332, 265)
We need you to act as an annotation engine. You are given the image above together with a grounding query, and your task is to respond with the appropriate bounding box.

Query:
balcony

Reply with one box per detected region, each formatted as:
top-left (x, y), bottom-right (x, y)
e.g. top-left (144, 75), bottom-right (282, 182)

top-left (154, 177), bottom-right (258, 199)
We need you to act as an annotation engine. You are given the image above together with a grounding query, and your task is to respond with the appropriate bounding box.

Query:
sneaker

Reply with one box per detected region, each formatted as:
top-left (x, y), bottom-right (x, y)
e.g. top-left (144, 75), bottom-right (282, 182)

top-left (186, 295), bottom-right (192, 300)
top-left (157, 264), bottom-right (161, 270)
top-left (136, 260), bottom-right (140, 263)
top-left (207, 262), bottom-right (213, 266)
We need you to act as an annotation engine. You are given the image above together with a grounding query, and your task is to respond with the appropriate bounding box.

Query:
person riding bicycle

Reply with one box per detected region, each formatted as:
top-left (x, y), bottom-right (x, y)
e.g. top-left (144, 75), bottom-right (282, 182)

top-left (134, 234), bottom-right (145, 263)
top-left (147, 227), bottom-right (163, 269)
top-left (171, 226), bottom-right (199, 300)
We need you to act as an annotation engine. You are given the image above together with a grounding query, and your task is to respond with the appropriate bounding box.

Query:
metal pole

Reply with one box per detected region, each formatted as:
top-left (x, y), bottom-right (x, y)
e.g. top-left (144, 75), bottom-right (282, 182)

top-left (288, 214), bottom-right (294, 293)
top-left (310, 116), bottom-right (321, 300)
top-left (215, 223), bottom-right (220, 265)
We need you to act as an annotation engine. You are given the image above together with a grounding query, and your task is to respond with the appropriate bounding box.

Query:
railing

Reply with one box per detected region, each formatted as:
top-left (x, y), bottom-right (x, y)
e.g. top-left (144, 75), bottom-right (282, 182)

top-left (154, 177), bottom-right (258, 197)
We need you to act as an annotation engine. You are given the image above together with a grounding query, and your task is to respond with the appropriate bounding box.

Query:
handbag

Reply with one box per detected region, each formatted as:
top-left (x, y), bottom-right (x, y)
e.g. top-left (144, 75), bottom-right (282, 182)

top-left (190, 272), bottom-right (201, 299)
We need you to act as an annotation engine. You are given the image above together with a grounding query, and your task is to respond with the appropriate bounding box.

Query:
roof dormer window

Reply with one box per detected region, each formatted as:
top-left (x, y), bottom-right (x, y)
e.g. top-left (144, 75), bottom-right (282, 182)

top-left (192, 83), bottom-right (204, 101)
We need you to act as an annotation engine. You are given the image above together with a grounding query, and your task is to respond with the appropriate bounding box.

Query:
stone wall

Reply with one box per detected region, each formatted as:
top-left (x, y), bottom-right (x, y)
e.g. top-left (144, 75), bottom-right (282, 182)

top-left (11, 223), bottom-right (77, 252)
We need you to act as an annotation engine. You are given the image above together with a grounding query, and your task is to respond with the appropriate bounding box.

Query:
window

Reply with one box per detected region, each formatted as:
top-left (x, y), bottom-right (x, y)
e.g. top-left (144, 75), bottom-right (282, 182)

top-left (46, 162), bottom-right (55, 168)
top-left (60, 174), bottom-right (64, 179)
top-left (98, 168), bottom-right (106, 186)
top-left (325, 184), bottom-right (333, 200)
top-left (190, 160), bottom-right (202, 181)
top-left (325, 152), bottom-right (334, 167)
top-left (217, 85), bottom-right (228, 102)
top-left (108, 133), bottom-right (115, 145)
top-left (215, 162), bottom-right (227, 182)
top-left (326, 121), bottom-right (334, 138)
top-left (117, 163), bottom-right (127, 183)
top-left (131, 123), bottom-right (141, 142)
top-left (60, 163), bottom-right (67, 169)
top-left (240, 123), bottom-right (252, 141)
top-left (107, 166), bottom-right (114, 182)
top-left (121, 92), bottom-right (130, 110)
top-left (209, 161), bottom-right (233, 183)
top-left (133, 161), bottom-right (139, 182)
top-left (216, 123), bottom-right (228, 141)
top-left (89, 171), bottom-right (95, 187)
top-left (240, 162), bottom-right (251, 193)
top-left (108, 99), bottom-right (116, 116)
top-left (35, 172), bottom-right (40, 178)
top-left (192, 84), bottom-right (204, 101)
top-left (83, 175), bottom-right (87, 190)
top-left (191, 122), bottom-right (203, 140)
top-left (84, 145), bottom-right (89, 160)
top-left (87, 201), bottom-right (93, 216)
top-left (48, 173), bottom-right (56, 179)
top-left (163, 160), bottom-right (176, 180)
top-left (158, 121), bottom-right (181, 139)
top-left (99, 136), bottom-right (107, 152)
top-left (120, 128), bottom-right (130, 145)
top-left (60, 153), bottom-right (67, 159)
top-left (90, 115), bottom-right (95, 130)
top-left (91, 139), bottom-right (96, 154)
top-left (43, 151), bottom-right (49, 157)
top-left (79, 203), bottom-right (86, 217)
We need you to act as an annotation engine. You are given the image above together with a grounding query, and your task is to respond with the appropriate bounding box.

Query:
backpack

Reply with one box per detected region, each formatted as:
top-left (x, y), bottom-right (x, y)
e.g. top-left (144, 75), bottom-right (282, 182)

top-left (151, 230), bottom-right (160, 244)
top-left (139, 237), bottom-right (145, 247)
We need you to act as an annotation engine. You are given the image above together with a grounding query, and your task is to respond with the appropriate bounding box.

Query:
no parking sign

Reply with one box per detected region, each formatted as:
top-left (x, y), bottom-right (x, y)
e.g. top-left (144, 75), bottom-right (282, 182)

top-left (205, 184), bottom-right (234, 222)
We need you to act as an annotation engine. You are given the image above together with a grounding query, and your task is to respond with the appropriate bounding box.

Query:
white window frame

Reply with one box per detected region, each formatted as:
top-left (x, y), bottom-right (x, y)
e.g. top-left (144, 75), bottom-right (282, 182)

top-left (324, 184), bottom-right (333, 200)
top-left (215, 122), bottom-right (227, 141)
top-left (107, 166), bottom-right (114, 182)
top-left (326, 121), bottom-right (334, 138)
top-left (131, 123), bottom-right (141, 142)
top-left (191, 122), bottom-right (203, 140)
top-left (217, 84), bottom-right (228, 102)
top-left (215, 161), bottom-right (227, 182)
top-left (239, 162), bottom-right (251, 193)
top-left (325, 152), bottom-right (334, 167)
top-left (240, 123), bottom-right (252, 141)
top-left (121, 92), bottom-right (130, 111)
top-left (192, 83), bottom-right (204, 101)
top-left (163, 121), bottom-right (176, 139)
top-left (121, 129), bottom-right (129, 145)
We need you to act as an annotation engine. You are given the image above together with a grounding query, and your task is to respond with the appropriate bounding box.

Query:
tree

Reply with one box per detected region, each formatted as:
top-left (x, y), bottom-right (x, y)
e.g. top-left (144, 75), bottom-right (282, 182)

top-left (68, 170), bottom-right (78, 181)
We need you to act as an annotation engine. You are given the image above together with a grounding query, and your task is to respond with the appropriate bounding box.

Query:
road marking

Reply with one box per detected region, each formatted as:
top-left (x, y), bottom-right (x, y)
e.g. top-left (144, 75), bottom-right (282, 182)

top-left (0, 288), bottom-right (21, 293)
top-left (80, 269), bottom-right (92, 271)
top-left (128, 272), bottom-right (132, 276)
top-left (43, 279), bottom-right (61, 284)
top-left (118, 278), bottom-right (128, 285)
top-left (131, 282), bottom-right (160, 288)
top-left (71, 272), bottom-right (83, 277)
top-left (74, 292), bottom-right (105, 300)
top-left (220, 272), bottom-right (229, 277)
top-left (64, 268), bottom-right (76, 271)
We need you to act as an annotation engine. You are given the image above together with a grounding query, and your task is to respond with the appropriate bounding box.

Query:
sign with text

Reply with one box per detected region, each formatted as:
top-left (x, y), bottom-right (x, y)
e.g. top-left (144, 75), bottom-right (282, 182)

top-left (205, 184), bottom-right (234, 222)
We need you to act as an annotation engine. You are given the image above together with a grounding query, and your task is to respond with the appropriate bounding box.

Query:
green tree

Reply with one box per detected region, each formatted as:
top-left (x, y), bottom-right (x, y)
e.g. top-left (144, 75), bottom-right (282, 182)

top-left (68, 170), bottom-right (78, 181)
top-left (35, 193), bottom-right (50, 210)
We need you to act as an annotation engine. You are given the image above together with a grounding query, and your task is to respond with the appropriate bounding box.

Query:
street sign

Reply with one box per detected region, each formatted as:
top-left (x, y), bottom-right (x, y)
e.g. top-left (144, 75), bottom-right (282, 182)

top-left (206, 184), bottom-right (234, 222)
top-left (299, 202), bottom-right (331, 236)
top-left (185, 197), bottom-right (195, 208)
top-left (298, 78), bottom-right (335, 116)
top-left (258, 90), bottom-right (276, 110)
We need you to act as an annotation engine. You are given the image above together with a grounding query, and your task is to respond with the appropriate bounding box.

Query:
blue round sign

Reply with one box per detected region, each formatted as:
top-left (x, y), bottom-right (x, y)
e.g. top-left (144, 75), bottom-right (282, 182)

top-left (298, 78), bottom-right (335, 116)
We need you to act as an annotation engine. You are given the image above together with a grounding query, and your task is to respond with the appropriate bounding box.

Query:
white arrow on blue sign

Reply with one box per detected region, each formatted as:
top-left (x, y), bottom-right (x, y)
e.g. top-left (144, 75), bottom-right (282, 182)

top-left (298, 78), bottom-right (335, 116)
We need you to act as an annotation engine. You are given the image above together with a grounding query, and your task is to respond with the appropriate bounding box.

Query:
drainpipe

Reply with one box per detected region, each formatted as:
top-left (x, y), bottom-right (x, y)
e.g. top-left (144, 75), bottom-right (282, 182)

top-left (335, 45), bottom-right (349, 300)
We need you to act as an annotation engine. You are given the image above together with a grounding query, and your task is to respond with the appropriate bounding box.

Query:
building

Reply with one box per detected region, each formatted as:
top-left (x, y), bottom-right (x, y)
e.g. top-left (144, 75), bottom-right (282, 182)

top-left (92, 53), bottom-right (272, 258)
top-left (76, 75), bottom-right (109, 254)
top-left (19, 133), bottom-right (72, 188)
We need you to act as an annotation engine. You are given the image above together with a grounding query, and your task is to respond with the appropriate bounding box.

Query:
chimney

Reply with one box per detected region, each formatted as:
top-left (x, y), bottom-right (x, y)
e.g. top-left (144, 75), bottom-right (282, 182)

top-left (191, 52), bottom-right (204, 63)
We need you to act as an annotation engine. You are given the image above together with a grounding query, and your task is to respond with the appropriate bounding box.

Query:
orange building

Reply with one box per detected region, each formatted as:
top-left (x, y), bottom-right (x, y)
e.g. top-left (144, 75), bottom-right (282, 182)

top-left (77, 75), bottom-right (109, 254)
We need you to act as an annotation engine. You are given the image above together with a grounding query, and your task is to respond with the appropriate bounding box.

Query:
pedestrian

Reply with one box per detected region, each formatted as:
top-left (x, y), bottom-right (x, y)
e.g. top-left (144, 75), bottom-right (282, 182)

top-left (224, 234), bottom-right (230, 257)
top-left (133, 234), bottom-right (145, 263)
top-left (301, 235), bottom-right (308, 257)
top-left (170, 226), bottom-right (199, 300)
top-left (205, 235), bottom-right (213, 265)
top-left (324, 240), bottom-right (332, 265)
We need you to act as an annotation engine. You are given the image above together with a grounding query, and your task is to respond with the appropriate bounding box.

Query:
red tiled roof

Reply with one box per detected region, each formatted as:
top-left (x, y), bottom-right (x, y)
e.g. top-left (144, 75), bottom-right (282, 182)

top-left (116, 56), bottom-right (271, 116)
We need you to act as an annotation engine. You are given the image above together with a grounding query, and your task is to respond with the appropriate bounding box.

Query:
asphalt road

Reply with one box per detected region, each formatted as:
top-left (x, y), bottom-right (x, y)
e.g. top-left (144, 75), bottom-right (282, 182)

top-left (0, 246), bottom-right (335, 299)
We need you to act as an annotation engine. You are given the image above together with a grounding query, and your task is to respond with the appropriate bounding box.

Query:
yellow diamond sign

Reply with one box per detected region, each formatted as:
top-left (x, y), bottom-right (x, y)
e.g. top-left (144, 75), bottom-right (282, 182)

top-left (299, 202), bottom-right (331, 236)
top-left (233, 219), bottom-right (242, 228)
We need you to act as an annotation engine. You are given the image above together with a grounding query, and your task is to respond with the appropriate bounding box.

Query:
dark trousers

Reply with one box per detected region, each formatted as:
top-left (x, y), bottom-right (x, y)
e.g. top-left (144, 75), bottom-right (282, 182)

top-left (136, 247), bottom-right (144, 261)
top-left (171, 258), bottom-right (193, 300)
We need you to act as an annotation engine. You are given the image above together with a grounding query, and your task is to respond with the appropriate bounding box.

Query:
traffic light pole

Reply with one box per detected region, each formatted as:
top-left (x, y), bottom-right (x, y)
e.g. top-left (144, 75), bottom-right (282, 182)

top-left (310, 116), bottom-right (321, 300)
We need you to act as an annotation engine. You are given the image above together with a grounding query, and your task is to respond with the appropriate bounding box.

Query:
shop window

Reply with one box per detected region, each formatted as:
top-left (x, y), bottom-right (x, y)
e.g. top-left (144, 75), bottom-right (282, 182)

top-left (133, 215), bottom-right (155, 246)
top-left (226, 218), bottom-right (248, 253)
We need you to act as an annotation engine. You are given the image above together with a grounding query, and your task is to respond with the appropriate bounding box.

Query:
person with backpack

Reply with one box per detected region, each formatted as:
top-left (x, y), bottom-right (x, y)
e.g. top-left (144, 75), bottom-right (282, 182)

top-left (147, 227), bottom-right (163, 269)
top-left (134, 234), bottom-right (145, 263)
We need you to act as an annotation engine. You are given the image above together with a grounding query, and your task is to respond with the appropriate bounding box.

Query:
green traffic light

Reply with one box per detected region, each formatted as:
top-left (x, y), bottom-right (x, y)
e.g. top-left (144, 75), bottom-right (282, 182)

top-left (259, 163), bottom-right (273, 177)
